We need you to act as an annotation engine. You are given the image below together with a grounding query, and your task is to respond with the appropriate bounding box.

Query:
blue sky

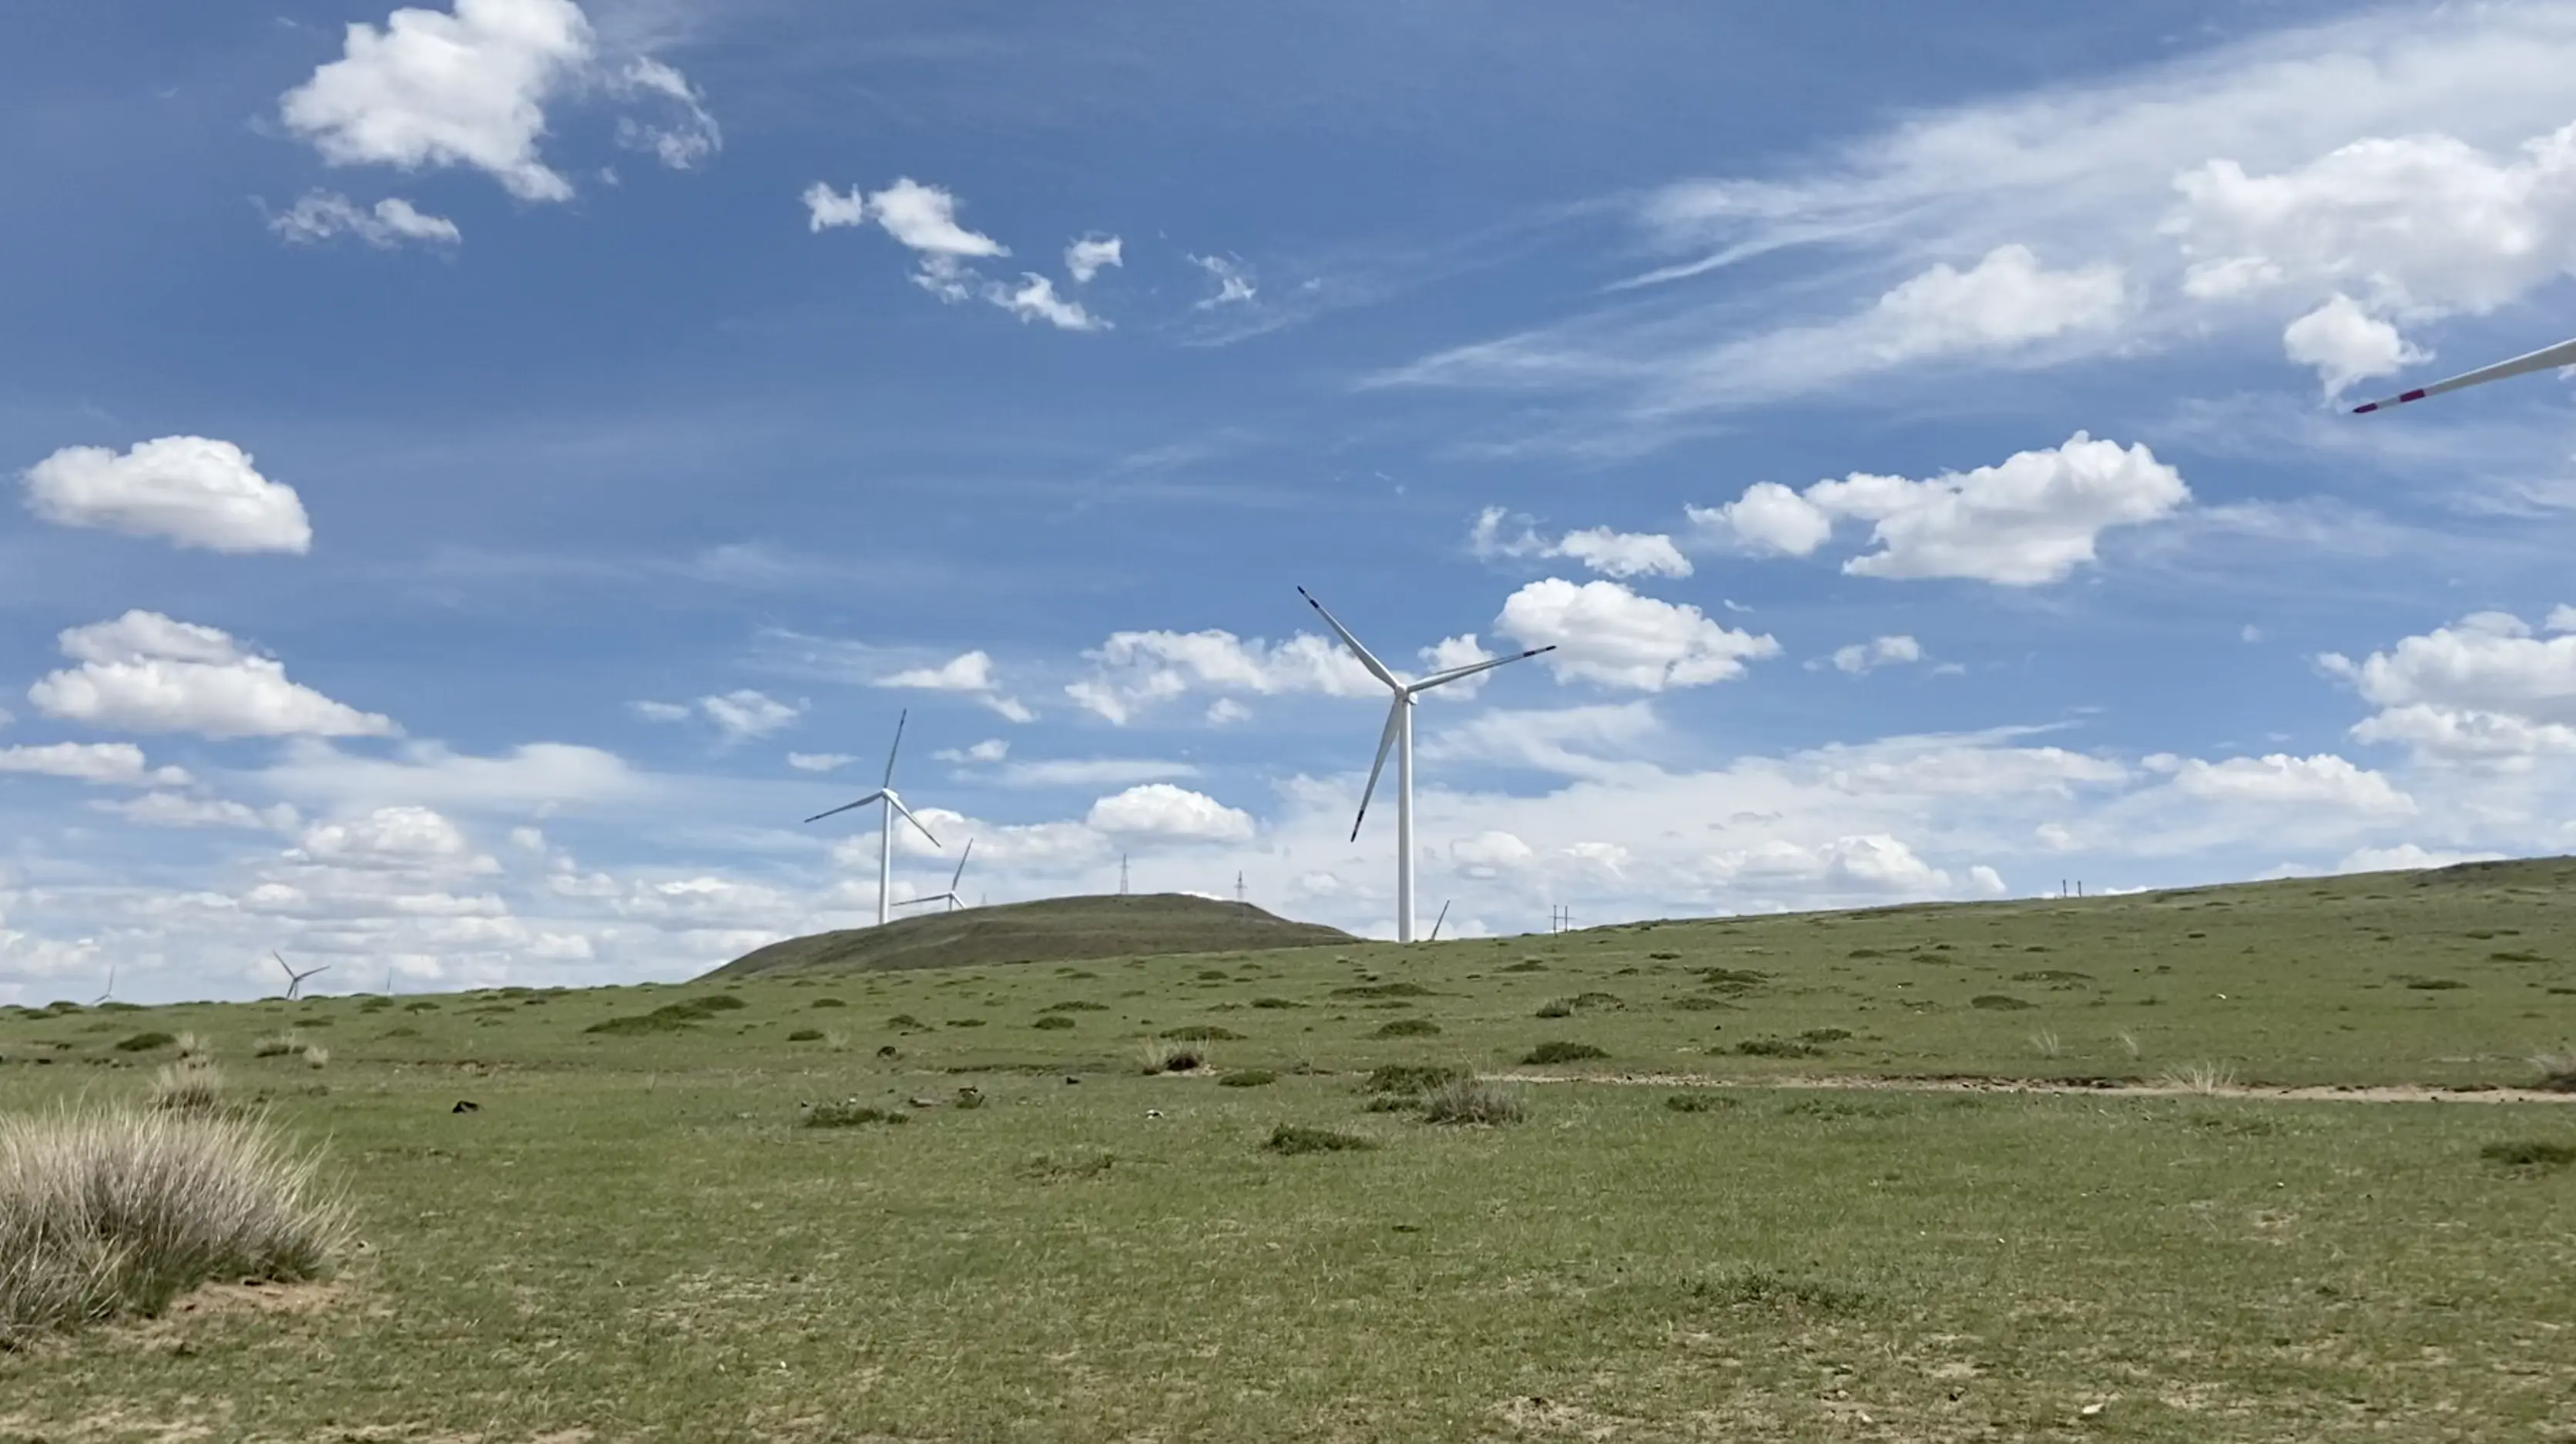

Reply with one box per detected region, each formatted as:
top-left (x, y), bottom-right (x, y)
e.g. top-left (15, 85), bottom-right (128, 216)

top-left (11, 0), bottom-right (2576, 1001)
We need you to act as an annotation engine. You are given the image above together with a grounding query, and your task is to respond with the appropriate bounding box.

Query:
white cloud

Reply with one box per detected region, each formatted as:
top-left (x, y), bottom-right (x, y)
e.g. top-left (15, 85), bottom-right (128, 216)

top-left (785, 752), bottom-right (852, 772)
top-left (1420, 702), bottom-right (1662, 779)
top-left (1450, 829), bottom-right (1535, 877)
top-left (29, 612), bottom-right (394, 740)
top-left (1205, 698), bottom-right (1252, 727)
top-left (2338, 842), bottom-right (2506, 873)
top-left (2281, 293), bottom-right (2424, 397)
top-left (92, 793), bottom-right (298, 831)
top-left (22, 436), bottom-right (314, 554)
top-left (1862, 243), bottom-right (2126, 360)
top-left (0, 743), bottom-right (190, 787)
top-left (1697, 433), bottom-right (2187, 586)
top-left (1494, 579), bottom-right (1778, 691)
top-left (697, 690), bottom-right (800, 744)
top-left (933, 739), bottom-right (1011, 764)
top-left (1085, 784), bottom-right (1254, 843)
top-left (298, 805), bottom-right (486, 870)
top-left (801, 182), bottom-right (866, 231)
top-left (804, 179), bottom-right (1106, 332)
top-left (2163, 753), bottom-right (2415, 814)
top-left (267, 191), bottom-right (461, 249)
top-left (1470, 508), bottom-right (1691, 579)
top-left (629, 700), bottom-right (691, 723)
top-left (988, 758), bottom-right (1202, 789)
top-left (875, 650), bottom-right (1034, 722)
top-left (1825, 635), bottom-right (1924, 675)
top-left (2326, 610), bottom-right (2576, 765)
top-left (612, 57), bottom-right (719, 170)
top-left (278, 0), bottom-right (595, 202)
top-left (1067, 628), bottom-right (1380, 724)
top-left (988, 274), bottom-right (1105, 331)
top-left (259, 738), bottom-right (646, 815)
top-left (1065, 234), bottom-right (1123, 283)
top-left (1189, 254), bottom-right (1256, 308)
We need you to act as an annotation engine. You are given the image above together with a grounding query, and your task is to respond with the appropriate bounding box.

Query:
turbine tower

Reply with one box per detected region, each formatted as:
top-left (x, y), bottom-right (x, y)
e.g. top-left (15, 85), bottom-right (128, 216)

top-left (1299, 586), bottom-right (1555, 942)
top-left (804, 709), bottom-right (943, 925)
top-left (894, 838), bottom-right (974, 915)
top-left (2353, 331), bottom-right (2576, 413)
top-left (273, 952), bottom-right (328, 1000)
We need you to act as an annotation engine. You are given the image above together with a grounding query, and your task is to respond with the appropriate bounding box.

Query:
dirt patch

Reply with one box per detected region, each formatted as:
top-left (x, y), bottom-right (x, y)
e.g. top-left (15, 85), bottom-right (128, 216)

top-left (1485, 1070), bottom-right (2576, 1105)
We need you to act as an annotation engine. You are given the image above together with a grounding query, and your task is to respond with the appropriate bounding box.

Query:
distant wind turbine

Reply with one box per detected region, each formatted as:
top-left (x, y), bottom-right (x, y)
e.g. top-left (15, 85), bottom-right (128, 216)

top-left (804, 709), bottom-right (943, 925)
top-left (1428, 901), bottom-right (1451, 942)
top-left (92, 965), bottom-right (116, 1006)
top-left (2352, 332), bottom-right (2576, 414)
top-left (1299, 586), bottom-right (1555, 943)
top-left (273, 952), bottom-right (328, 1000)
top-left (894, 838), bottom-right (974, 915)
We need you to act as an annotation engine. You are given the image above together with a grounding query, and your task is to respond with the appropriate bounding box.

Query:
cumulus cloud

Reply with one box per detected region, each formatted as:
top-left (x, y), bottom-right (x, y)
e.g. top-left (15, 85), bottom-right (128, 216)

top-left (22, 437), bottom-right (314, 554)
top-left (29, 612), bottom-right (394, 740)
top-left (0, 743), bottom-right (190, 787)
top-left (785, 752), bottom-right (851, 772)
top-left (1420, 702), bottom-right (1662, 779)
top-left (875, 650), bottom-right (1035, 722)
top-left (297, 805), bottom-right (486, 870)
top-left (612, 56), bottom-right (720, 170)
top-left (1067, 628), bottom-right (1378, 724)
top-left (1470, 508), bottom-right (1691, 579)
top-left (1449, 829), bottom-right (1536, 877)
top-left (803, 178), bottom-right (1102, 330)
top-left (1189, 254), bottom-right (1256, 307)
top-left (267, 191), bottom-right (460, 249)
top-left (2339, 842), bottom-right (2506, 873)
top-left (1085, 784), bottom-right (1255, 843)
top-left (2157, 752), bottom-right (2415, 814)
top-left (933, 739), bottom-right (1010, 765)
top-left (1065, 233), bottom-right (1123, 283)
top-left (1823, 635), bottom-right (1924, 674)
top-left (92, 793), bottom-right (299, 831)
top-left (988, 274), bottom-right (1105, 331)
top-left (278, 0), bottom-right (596, 202)
top-left (1862, 243), bottom-right (2126, 360)
top-left (1692, 433), bottom-right (2187, 586)
top-left (697, 690), bottom-right (800, 744)
top-left (2281, 293), bottom-right (2425, 397)
top-left (2326, 610), bottom-right (2576, 766)
top-left (1495, 579), bottom-right (1778, 691)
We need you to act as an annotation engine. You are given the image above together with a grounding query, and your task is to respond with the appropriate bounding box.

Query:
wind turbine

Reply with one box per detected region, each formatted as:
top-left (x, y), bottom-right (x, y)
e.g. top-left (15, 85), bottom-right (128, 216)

top-left (273, 952), bottom-right (328, 1000)
top-left (803, 709), bottom-right (943, 925)
top-left (894, 838), bottom-right (974, 915)
top-left (2352, 331), bottom-right (2576, 413)
top-left (92, 965), bottom-right (116, 1006)
top-left (1298, 586), bottom-right (1555, 943)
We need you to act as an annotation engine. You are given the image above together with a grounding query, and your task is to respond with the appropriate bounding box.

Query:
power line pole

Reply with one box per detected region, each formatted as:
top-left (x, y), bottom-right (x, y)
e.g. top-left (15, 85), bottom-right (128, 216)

top-left (1120, 853), bottom-right (1130, 896)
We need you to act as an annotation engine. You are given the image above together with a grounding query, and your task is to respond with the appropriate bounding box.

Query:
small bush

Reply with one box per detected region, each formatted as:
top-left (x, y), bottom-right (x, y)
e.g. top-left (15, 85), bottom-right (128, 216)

top-left (2404, 977), bottom-right (2468, 990)
top-left (252, 1035), bottom-right (300, 1058)
top-left (2160, 1060), bottom-right (2239, 1094)
top-left (1498, 959), bottom-right (1547, 973)
top-left (584, 1008), bottom-right (698, 1036)
top-left (112, 1032), bottom-right (176, 1054)
top-left (2480, 1140), bottom-right (2576, 1170)
top-left (1141, 1041), bottom-right (1206, 1073)
top-left (2014, 969), bottom-right (2093, 985)
top-left (0, 1104), bottom-right (348, 1346)
top-left (1365, 1064), bottom-right (1466, 1095)
top-left (2490, 950), bottom-right (2547, 963)
top-left (402, 1000), bottom-right (439, 1012)
top-left (787, 1029), bottom-right (825, 1042)
top-left (1041, 1000), bottom-right (1108, 1013)
top-left (1249, 997), bottom-right (1306, 1009)
top-left (1421, 1076), bottom-right (1525, 1126)
top-left (1696, 968), bottom-right (1766, 992)
top-left (1647, 951), bottom-right (1682, 961)
top-left (1196, 969), bottom-right (1232, 982)
top-left (1033, 1015), bottom-right (1075, 1030)
top-left (1266, 1124), bottom-right (1376, 1155)
top-left (1521, 1041), bottom-right (1607, 1066)
top-left (1374, 1019), bottom-right (1441, 1038)
top-left (1162, 1025), bottom-right (1244, 1042)
top-left (1664, 1091), bottom-right (1736, 1113)
top-left (1332, 982), bottom-right (1431, 999)
top-left (1800, 1028), bottom-right (1853, 1044)
top-left (300, 1046), bottom-right (329, 1070)
top-left (1970, 994), bottom-right (2036, 1011)
top-left (1220, 1070), bottom-right (1278, 1088)
top-left (1736, 1037), bottom-right (1821, 1058)
top-left (886, 1014), bottom-right (927, 1030)
top-left (803, 1102), bottom-right (906, 1129)
top-left (810, 997), bottom-right (847, 1009)
top-left (1019, 1150), bottom-right (1115, 1180)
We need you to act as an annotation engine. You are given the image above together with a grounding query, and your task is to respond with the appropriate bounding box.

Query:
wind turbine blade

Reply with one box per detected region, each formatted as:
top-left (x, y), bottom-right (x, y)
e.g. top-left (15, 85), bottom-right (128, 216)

top-left (1296, 586), bottom-right (1400, 689)
top-left (1429, 900), bottom-right (1449, 942)
top-left (891, 894), bottom-right (951, 910)
top-left (948, 838), bottom-right (973, 892)
top-left (1409, 644), bottom-right (1558, 693)
top-left (883, 709), bottom-right (908, 788)
top-left (2352, 334), bottom-right (2576, 413)
top-left (273, 952), bottom-right (293, 979)
top-left (887, 794), bottom-right (943, 849)
top-left (803, 791), bottom-right (887, 824)
top-left (1350, 696), bottom-right (1406, 841)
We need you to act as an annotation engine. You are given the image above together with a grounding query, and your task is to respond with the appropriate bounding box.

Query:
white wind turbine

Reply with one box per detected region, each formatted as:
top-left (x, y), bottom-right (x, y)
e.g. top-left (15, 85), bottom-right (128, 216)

top-left (803, 709), bottom-right (944, 925)
top-left (2352, 331), bottom-right (2576, 414)
top-left (273, 952), bottom-right (328, 1000)
top-left (894, 838), bottom-right (974, 915)
top-left (1299, 586), bottom-right (1555, 943)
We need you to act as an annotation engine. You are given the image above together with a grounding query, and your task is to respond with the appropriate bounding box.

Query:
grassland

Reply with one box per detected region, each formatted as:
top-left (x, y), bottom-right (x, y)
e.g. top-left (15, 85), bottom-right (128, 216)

top-left (708, 892), bottom-right (1354, 979)
top-left (4, 860), bottom-right (2574, 1442)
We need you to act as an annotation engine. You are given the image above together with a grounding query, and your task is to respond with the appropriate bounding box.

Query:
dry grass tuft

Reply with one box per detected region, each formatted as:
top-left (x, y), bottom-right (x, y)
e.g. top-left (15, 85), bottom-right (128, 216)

top-left (0, 1103), bottom-right (348, 1348)
top-left (2532, 1051), bottom-right (2576, 1093)
top-left (2030, 1029), bottom-right (2062, 1059)
top-left (2160, 1060), bottom-right (2238, 1095)
top-left (149, 1059), bottom-right (230, 1117)
top-left (173, 1032), bottom-right (212, 1060)
top-left (1420, 1075), bottom-right (1525, 1126)
top-left (1139, 1039), bottom-right (1206, 1073)
top-left (252, 1034), bottom-right (300, 1059)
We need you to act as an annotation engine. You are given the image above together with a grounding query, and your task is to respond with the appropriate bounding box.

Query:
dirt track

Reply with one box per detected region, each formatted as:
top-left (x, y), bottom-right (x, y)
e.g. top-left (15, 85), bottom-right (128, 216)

top-left (1491, 1070), bottom-right (2576, 1105)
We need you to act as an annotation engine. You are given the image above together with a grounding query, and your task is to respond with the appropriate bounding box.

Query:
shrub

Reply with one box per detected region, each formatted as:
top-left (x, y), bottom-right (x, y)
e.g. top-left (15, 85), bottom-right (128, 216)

top-left (787, 1029), bottom-right (825, 1042)
top-left (1683, 1267), bottom-right (1864, 1314)
top-left (1331, 982), bottom-right (1431, 999)
top-left (1970, 994), bottom-right (2036, 1011)
top-left (1374, 1019), bottom-right (1441, 1039)
top-left (803, 1102), bottom-right (906, 1129)
top-left (810, 997), bottom-right (847, 1009)
top-left (1696, 968), bottom-right (1766, 992)
top-left (2159, 1060), bottom-right (2238, 1094)
top-left (1249, 997), bottom-right (1306, 1009)
top-left (112, 1032), bottom-right (176, 1054)
top-left (402, 1000), bottom-right (439, 1012)
top-left (1265, 1124), bottom-right (1376, 1155)
top-left (1520, 1041), bottom-right (1607, 1066)
top-left (583, 1009), bottom-right (698, 1036)
top-left (1041, 1000), bottom-right (1108, 1013)
top-left (1033, 1015), bottom-right (1075, 1030)
top-left (1219, 1070), bottom-right (1277, 1088)
top-left (1365, 1064), bottom-right (1466, 1095)
top-left (1498, 959), bottom-right (1547, 973)
top-left (2404, 977), bottom-right (2467, 990)
top-left (0, 1104), bottom-right (347, 1347)
top-left (1647, 951), bottom-right (1681, 961)
top-left (1421, 1076), bottom-right (1524, 1126)
top-left (252, 1035), bottom-right (300, 1058)
top-left (1800, 1028), bottom-right (1853, 1044)
top-left (1664, 1092), bottom-right (1736, 1113)
top-left (1162, 1025), bottom-right (1244, 1042)
top-left (886, 1014), bottom-right (927, 1030)
top-left (1735, 1037), bottom-right (1821, 1058)
top-left (2480, 1140), bottom-right (2576, 1170)
top-left (1141, 1041), bottom-right (1206, 1073)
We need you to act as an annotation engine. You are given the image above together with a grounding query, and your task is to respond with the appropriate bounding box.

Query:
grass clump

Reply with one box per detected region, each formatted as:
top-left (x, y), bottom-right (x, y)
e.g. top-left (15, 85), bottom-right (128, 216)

top-left (1219, 1070), bottom-right (1277, 1088)
top-left (1331, 982), bottom-right (1431, 999)
top-left (1520, 1040), bottom-right (1608, 1066)
top-left (803, 1102), bottom-right (906, 1129)
top-left (1041, 1000), bottom-right (1107, 1012)
top-left (810, 997), bottom-right (847, 1009)
top-left (2160, 1060), bottom-right (2239, 1094)
top-left (2480, 1140), bottom-right (2576, 1170)
top-left (1365, 1064), bottom-right (1467, 1095)
top-left (787, 1029), bottom-right (825, 1042)
top-left (586, 995), bottom-right (747, 1036)
top-left (1249, 997), bottom-right (1306, 1009)
top-left (1683, 1266), bottom-right (1865, 1314)
top-left (2531, 1053), bottom-right (2576, 1093)
top-left (1161, 1025), bottom-right (1244, 1042)
top-left (1140, 1040), bottom-right (1206, 1073)
top-left (149, 1059), bottom-right (230, 1117)
top-left (1033, 1015), bottom-right (1075, 1030)
top-left (0, 1103), bottom-right (347, 1348)
top-left (1971, 994), bottom-right (2037, 1011)
top-left (1265, 1124), bottom-right (1376, 1155)
top-left (1664, 1091), bottom-right (1737, 1113)
top-left (1421, 1076), bottom-right (1525, 1126)
top-left (1736, 1037), bottom-right (1822, 1058)
top-left (112, 1032), bottom-right (177, 1054)
top-left (253, 1034), bottom-right (301, 1058)
top-left (1373, 1019), bottom-right (1441, 1038)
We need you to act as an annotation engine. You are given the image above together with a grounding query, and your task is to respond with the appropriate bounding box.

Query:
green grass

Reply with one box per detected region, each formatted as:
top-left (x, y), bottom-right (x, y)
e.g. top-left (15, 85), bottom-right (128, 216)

top-left (6, 858), bottom-right (2576, 1438)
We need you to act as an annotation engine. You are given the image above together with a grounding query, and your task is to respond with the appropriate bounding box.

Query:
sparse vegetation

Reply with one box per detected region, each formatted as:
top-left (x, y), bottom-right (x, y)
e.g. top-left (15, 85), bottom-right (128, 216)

top-left (1264, 1124), bottom-right (1375, 1155)
top-left (1683, 1266), bottom-right (1866, 1314)
top-left (2161, 1060), bottom-right (2239, 1094)
top-left (1140, 1040), bottom-right (1206, 1073)
top-left (1161, 1025), bottom-right (1244, 1042)
top-left (253, 1034), bottom-right (300, 1058)
top-left (803, 1102), bottom-right (906, 1128)
top-left (1663, 1091), bottom-right (1736, 1113)
top-left (112, 1031), bottom-right (176, 1053)
top-left (787, 1029), bottom-right (825, 1042)
top-left (1420, 1075), bottom-right (1525, 1125)
top-left (149, 1059), bottom-right (229, 1116)
top-left (1971, 994), bottom-right (2036, 1011)
top-left (1735, 1036), bottom-right (1821, 1058)
top-left (1033, 1015), bottom-right (1075, 1030)
top-left (1372, 1019), bottom-right (1441, 1038)
top-left (2479, 1140), bottom-right (2576, 1170)
top-left (1364, 1064), bottom-right (1467, 1096)
top-left (1219, 1070), bottom-right (1277, 1088)
top-left (1519, 1040), bottom-right (1608, 1065)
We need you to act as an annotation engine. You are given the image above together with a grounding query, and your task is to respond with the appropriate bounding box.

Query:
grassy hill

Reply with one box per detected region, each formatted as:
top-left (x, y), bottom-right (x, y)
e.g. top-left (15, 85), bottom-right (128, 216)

top-left (701, 892), bottom-right (1356, 979)
top-left (6, 858), bottom-right (2576, 1440)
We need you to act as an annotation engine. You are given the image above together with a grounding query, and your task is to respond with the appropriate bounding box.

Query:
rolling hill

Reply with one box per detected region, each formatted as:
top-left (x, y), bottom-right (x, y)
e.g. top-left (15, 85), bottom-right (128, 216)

top-left (700, 892), bottom-right (1357, 979)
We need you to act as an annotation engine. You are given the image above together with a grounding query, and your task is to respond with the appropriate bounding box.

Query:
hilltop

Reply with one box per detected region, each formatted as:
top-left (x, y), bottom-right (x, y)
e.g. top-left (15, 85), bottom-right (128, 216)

top-left (700, 892), bottom-right (1357, 979)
